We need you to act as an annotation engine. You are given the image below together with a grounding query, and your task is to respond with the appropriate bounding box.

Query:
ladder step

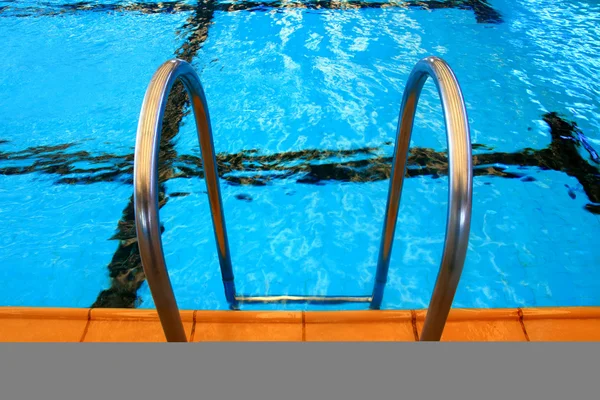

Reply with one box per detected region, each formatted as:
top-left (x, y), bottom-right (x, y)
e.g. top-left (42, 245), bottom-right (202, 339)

top-left (235, 295), bottom-right (372, 305)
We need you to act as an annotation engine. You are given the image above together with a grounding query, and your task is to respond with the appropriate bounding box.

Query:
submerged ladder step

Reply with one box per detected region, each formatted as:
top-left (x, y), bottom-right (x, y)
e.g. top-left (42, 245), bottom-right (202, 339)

top-left (234, 295), bottom-right (372, 305)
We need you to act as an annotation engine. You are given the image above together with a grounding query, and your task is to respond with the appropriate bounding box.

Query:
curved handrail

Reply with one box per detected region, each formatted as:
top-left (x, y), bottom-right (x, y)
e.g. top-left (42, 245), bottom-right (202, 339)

top-left (370, 56), bottom-right (473, 341)
top-left (134, 59), bottom-right (236, 342)
top-left (134, 57), bottom-right (471, 342)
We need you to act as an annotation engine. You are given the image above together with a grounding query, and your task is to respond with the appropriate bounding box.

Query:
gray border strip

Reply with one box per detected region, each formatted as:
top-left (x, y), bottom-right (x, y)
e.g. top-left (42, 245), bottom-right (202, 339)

top-left (0, 344), bottom-right (599, 400)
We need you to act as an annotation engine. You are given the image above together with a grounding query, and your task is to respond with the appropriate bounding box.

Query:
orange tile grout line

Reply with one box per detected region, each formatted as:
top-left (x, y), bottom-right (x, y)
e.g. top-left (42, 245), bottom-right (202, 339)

top-left (517, 308), bottom-right (530, 342)
top-left (301, 311), bottom-right (306, 342)
top-left (189, 310), bottom-right (198, 342)
top-left (410, 310), bottom-right (419, 341)
top-left (79, 309), bottom-right (92, 343)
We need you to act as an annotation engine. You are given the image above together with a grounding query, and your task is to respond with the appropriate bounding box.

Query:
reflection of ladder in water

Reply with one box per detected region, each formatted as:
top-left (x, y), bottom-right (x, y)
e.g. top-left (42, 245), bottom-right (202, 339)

top-left (133, 57), bottom-right (473, 342)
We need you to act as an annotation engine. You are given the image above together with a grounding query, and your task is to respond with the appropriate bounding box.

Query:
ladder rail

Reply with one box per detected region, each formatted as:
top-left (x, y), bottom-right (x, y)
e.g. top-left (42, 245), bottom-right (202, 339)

top-left (370, 56), bottom-right (473, 341)
top-left (134, 59), bottom-right (236, 342)
top-left (133, 57), bottom-right (472, 342)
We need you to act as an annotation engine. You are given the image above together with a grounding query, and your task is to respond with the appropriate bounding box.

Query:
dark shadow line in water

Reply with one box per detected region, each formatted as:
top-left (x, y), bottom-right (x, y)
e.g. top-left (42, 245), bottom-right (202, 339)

top-left (88, 110), bottom-right (600, 306)
top-left (2, 112), bottom-right (599, 307)
top-left (90, 1), bottom-right (218, 309)
top-left (0, 0), bottom-right (503, 24)
top-left (2, 112), bottom-right (599, 210)
top-left (469, 0), bottom-right (502, 24)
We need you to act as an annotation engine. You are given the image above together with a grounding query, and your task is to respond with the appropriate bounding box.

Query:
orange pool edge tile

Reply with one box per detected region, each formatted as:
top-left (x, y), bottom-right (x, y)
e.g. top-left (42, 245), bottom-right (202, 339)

top-left (1, 306), bottom-right (599, 342)
top-left (520, 307), bottom-right (600, 320)
top-left (414, 308), bottom-right (528, 341)
top-left (194, 311), bottom-right (303, 341)
top-left (304, 310), bottom-right (415, 341)
top-left (0, 307), bottom-right (89, 342)
top-left (84, 309), bottom-right (195, 342)
top-left (520, 307), bottom-right (600, 342)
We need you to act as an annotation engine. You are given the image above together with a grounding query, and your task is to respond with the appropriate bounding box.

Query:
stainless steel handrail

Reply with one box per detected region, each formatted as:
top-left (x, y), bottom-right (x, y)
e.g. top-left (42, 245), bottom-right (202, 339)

top-left (134, 56), bottom-right (471, 342)
top-left (134, 59), bottom-right (236, 342)
top-left (370, 56), bottom-right (473, 341)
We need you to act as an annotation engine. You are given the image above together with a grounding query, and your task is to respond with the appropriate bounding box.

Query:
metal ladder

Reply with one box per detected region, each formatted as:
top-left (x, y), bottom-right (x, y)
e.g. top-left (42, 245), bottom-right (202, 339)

top-left (133, 57), bottom-right (473, 342)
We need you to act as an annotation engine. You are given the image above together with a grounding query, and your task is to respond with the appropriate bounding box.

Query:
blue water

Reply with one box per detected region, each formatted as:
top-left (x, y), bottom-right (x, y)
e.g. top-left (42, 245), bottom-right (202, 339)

top-left (1, 1), bottom-right (599, 310)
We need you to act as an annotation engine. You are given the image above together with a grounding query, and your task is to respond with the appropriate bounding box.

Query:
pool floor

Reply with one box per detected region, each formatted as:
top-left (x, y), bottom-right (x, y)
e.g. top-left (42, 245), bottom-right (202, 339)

top-left (1, 0), bottom-right (599, 311)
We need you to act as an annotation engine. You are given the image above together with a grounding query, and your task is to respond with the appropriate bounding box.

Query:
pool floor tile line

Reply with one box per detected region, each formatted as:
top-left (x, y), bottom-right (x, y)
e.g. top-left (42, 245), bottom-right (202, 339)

top-left (2, 307), bottom-right (600, 342)
top-left (92, 0), bottom-right (219, 308)
top-left (0, 0), bottom-right (505, 25)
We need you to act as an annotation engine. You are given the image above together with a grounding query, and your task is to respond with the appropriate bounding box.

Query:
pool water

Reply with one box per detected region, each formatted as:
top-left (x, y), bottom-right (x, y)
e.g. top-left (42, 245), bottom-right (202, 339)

top-left (1, 0), bottom-right (599, 310)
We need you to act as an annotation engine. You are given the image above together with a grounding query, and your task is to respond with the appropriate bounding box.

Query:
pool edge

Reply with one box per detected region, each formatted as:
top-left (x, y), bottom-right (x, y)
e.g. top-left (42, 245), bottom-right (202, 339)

top-left (1, 306), bottom-right (599, 342)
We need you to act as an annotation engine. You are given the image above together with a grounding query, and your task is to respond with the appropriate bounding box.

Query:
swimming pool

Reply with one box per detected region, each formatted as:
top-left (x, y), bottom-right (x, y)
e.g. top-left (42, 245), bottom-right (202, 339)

top-left (1, 0), bottom-right (599, 311)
